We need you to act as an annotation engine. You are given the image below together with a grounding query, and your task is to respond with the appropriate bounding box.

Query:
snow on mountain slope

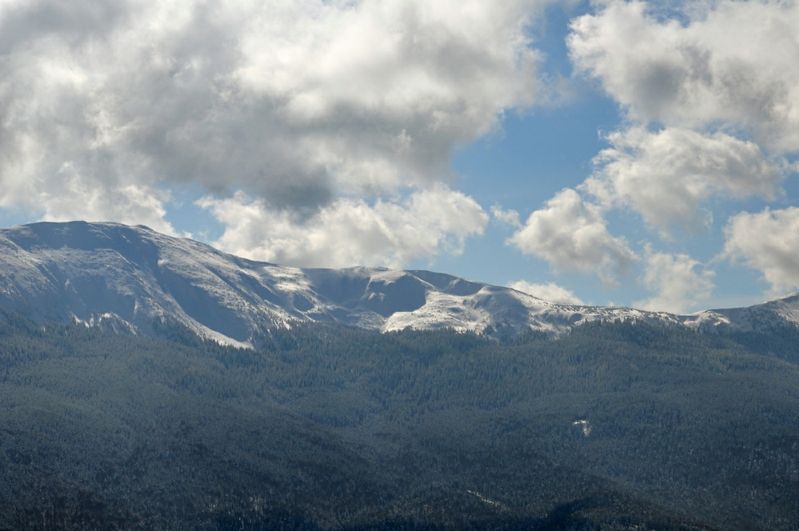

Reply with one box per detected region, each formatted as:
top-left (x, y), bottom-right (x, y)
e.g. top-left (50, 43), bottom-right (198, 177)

top-left (695, 294), bottom-right (799, 332)
top-left (0, 221), bottom-right (794, 347)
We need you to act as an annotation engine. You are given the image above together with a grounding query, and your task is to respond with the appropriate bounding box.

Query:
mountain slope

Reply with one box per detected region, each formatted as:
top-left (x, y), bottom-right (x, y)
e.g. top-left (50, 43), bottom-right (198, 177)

top-left (3, 222), bottom-right (799, 528)
top-left (0, 221), bottom-right (795, 347)
top-left (2, 314), bottom-right (798, 529)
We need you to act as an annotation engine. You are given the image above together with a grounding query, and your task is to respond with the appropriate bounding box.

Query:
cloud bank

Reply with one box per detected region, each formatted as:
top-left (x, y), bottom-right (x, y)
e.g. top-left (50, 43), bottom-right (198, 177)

top-left (0, 0), bottom-right (550, 264)
top-left (569, 0), bottom-right (799, 154)
top-left (500, 1), bottom-right (799, 307)
top-left (198, 186), bottom-right (487, 268)
top-left (501, 0), bottom-right (799, 306)
top-left (584, 127), bottom-right (784, 232)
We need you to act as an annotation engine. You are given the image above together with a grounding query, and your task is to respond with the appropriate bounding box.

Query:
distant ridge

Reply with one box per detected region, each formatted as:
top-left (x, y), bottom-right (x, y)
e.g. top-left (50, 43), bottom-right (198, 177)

top-left (0, 221), bottom-right (796, 348)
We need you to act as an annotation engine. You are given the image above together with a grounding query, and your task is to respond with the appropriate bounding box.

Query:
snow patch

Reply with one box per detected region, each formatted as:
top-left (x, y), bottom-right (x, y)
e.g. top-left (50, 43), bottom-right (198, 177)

top-left (573, 419), bottom-right (592, 437)
top-left (466, 490), bottom-right (505, 509)
top-left (382, 290), bottom-right (491, 333)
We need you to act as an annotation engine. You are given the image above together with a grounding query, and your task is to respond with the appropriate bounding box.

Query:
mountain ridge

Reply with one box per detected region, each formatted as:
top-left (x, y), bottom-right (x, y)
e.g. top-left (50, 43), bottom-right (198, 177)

top-left (0, 220), bottom-right (795, 348)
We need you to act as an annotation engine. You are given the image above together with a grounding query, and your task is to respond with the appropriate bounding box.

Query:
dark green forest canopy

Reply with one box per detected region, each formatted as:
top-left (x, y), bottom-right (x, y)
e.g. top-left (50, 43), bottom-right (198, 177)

top-left (1, 313), bottom-right (799, 529)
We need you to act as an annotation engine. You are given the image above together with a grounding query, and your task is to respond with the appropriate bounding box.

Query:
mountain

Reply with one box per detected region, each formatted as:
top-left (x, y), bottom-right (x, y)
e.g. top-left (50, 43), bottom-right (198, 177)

top-left (3, 222), bottom-right (799, 529)
top-left (0, 221), bottom-right (796, 348)
top-left (3, 303), bottom-right (799, 529)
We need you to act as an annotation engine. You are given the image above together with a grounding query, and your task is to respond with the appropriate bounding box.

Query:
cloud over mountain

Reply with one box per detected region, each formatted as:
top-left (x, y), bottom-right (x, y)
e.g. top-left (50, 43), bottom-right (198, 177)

top-left (583, 127), bottom-right (785, 232)
top-left (0, 0), bottom-right (551, 264)
top-left (569, 0), bottom-right (799, 154)
top-left (198, 185), bottom-right (488, 268)
top-left (724, 208), bottom-right (799, 296)
top-left (509, 188), bottom-right (637, 286)
top-left (635, 247), bottom-right (715, 314)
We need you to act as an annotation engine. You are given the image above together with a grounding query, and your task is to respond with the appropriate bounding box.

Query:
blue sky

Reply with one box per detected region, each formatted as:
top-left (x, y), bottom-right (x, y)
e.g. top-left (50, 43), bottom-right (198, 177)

top-left (1, 0), bottom-right (798, 313)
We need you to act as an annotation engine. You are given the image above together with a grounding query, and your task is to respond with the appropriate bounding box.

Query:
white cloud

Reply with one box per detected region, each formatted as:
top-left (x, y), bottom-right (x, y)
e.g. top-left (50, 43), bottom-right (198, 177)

top-left (508, 188), bottom-right (637, 285)
top-left (0, 0), bottom-right (550, 251)
top-left (41, 181), bottom-right (176, 236)
top-left (635, 247), bottom-right (715, 314)
top-left (566, 0), bottom-right (799, 306)
top-left (583, 127), bottom-right (785, 231)
top-left (569, 0), bottom-right (799, 154)
top-left (491, 205), bottom-right (522, 228)
top-left (198, 186), bottom-right (488, 269)
top-left (508, 280), bottom-right (583, 305)
top-left (724, 208), bottom-right (799, 295)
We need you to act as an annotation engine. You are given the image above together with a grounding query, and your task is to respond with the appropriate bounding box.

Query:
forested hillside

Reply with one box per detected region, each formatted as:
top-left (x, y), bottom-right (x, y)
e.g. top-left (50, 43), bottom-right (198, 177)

top-left (2, 313), bottom-right (799, 529)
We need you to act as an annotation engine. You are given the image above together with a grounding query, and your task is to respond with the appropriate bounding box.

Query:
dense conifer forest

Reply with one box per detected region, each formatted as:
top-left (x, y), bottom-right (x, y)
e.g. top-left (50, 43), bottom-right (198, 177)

top-left (2, 312), bottom-right (799, 529)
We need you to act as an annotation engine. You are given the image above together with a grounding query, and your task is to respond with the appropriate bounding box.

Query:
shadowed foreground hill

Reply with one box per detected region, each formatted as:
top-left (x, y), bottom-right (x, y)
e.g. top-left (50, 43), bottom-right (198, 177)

top-left (2, 314), bottom-right (799, 529)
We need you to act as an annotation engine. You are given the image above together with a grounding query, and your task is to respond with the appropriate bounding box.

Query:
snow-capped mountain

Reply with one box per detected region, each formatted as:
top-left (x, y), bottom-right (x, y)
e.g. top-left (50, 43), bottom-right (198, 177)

top-left (0, 221), bottom-right (795, 348)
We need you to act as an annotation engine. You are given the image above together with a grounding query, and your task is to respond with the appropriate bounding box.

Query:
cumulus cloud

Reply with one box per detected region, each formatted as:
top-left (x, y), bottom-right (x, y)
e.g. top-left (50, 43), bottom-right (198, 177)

top-left (724, 208), bottom-right (799, 295)
top-left (583, 127), bottom-right (785, 231)
top-left (508, 188), bottom-right (637, 285)
top-left (635, 247), bottom-right (715, 314)
top-left (569, 0), bottom-right (799, 154)
top-left (41, 181), bottom-right (176, 235)
top-left (198, 186), bottom-right (488, 268)
top-left (0, 0), bottom-right (550, 263)
top-left (507, 280), bottom-right (583, 305)
top-left (564, 0), bottom-right (799, 303)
